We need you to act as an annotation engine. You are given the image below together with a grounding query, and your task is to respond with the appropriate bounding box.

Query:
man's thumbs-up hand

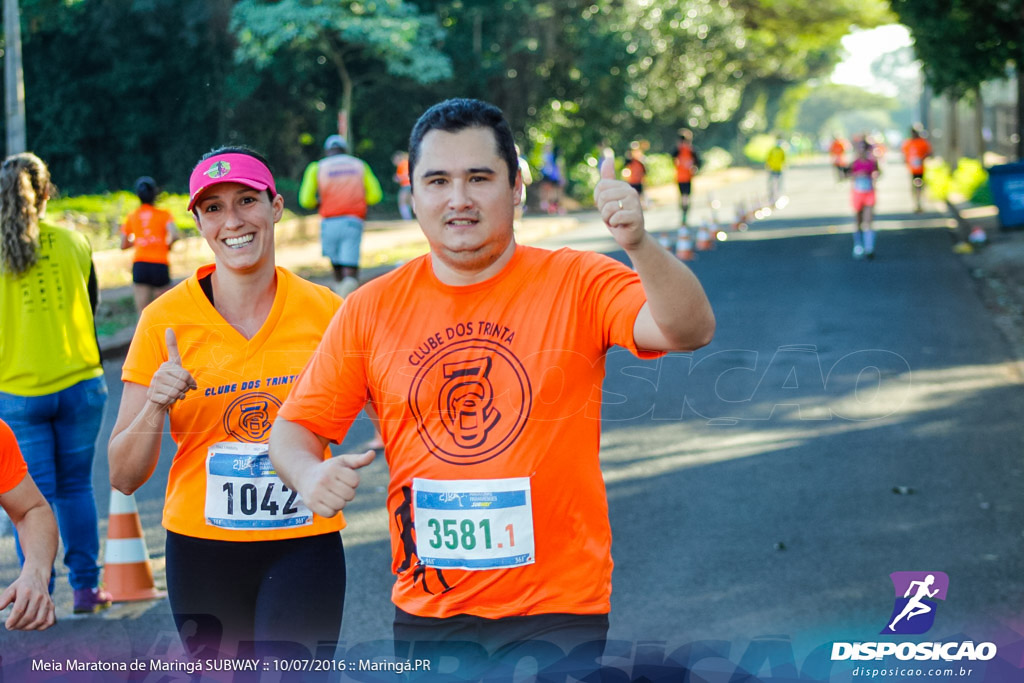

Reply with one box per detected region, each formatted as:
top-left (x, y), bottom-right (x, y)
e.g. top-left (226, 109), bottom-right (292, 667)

top-left (593, 152), bottom-right (646, 249)
top-left (297, 450), bottom-right (376, 518)
top-left (147, 328), bottom-right (198, 410)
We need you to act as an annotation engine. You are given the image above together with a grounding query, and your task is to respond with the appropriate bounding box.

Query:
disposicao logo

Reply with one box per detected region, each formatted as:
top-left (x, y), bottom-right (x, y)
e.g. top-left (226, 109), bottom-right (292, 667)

top-left (831, 571), bottom-right (998, 663)
top-left (882, 571), bottom-right (948, 635)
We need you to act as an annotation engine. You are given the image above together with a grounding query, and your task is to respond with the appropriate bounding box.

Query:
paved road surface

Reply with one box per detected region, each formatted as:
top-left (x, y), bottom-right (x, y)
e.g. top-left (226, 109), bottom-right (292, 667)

top-left (2, 158), bottom-right (1022, 681)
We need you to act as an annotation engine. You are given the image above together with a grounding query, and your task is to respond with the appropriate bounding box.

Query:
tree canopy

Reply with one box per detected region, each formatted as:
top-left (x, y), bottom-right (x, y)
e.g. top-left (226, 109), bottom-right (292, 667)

top-left (3, 0), bottom-right (891, 199)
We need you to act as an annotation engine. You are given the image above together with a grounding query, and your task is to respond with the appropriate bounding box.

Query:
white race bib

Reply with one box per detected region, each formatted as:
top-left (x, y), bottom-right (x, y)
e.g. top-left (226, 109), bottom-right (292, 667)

top-left (412, 477), bottom-right (535, 571)
top-left (204, 442), bottom-right (312, 530)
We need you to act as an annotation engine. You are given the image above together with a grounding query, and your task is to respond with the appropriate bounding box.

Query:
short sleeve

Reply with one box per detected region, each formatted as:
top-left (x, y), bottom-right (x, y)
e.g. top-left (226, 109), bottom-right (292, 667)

top-left (121, 306), bottom-right (169, 387)
top-left (573, 251), bottom-right (664, 359)
top-left (0, 420), bottom-right (28, 495)
top-left (277, 300), bottom-right (370, 442)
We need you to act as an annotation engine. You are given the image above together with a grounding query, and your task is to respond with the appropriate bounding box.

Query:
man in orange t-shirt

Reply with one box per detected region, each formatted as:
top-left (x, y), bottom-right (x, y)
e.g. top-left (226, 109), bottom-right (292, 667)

top-left (902, 128), bottom-right (932, 213)
top-left (0, 418), bottom-right (58, 631)
top-left (120, 176), bottom-right (179, 313)
top-left (271, 99), bottom-right (715, 672)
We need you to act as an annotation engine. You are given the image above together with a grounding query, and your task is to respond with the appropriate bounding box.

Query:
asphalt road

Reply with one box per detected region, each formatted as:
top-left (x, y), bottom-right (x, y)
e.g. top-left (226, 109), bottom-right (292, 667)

top-left (2, 158), bottom-right (1022, 681)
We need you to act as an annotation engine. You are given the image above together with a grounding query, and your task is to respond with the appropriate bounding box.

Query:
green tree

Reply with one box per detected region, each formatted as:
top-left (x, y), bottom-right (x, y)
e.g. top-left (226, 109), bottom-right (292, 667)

top-left (891, 0), bottom-right (1023, 157)
top-left (231, 0), bottom-right (451, 140)
top-left (795, 84), bottom-right (900, 139)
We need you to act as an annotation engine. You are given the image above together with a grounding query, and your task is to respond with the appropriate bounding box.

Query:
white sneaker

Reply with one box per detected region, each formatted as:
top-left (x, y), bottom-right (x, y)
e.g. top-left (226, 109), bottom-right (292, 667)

top-left (852, 245), bottom-right (865, 259)
top-left (335, 276), bottom-right (359, 298)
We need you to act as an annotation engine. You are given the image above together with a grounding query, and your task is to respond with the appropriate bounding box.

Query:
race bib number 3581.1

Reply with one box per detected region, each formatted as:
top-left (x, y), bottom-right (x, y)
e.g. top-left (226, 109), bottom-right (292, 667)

top-left (205, 442), bottom-right (312, 530)
top-left (412, 477), bottom-right (535, 571)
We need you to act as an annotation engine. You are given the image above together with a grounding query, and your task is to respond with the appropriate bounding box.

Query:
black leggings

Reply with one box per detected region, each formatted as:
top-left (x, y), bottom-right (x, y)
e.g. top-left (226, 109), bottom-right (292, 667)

top-left (394, 608), bottom-right (608, 681)
top-left (165, 530), bottom-right (345, 659)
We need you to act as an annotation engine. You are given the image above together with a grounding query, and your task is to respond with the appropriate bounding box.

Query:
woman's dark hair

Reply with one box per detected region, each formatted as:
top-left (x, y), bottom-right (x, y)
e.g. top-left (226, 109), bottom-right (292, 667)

top-left (408, 99), bottom-right (518, 189)
top-left (0, 153), bottom-right (50, 275)
top-left (134, 176), bottom-right (157, 205)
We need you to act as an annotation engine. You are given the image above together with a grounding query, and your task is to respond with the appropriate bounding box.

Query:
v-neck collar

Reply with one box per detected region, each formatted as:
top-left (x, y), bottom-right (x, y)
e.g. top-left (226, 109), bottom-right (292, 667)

top-left (187, 263), bottom-right (287, 350)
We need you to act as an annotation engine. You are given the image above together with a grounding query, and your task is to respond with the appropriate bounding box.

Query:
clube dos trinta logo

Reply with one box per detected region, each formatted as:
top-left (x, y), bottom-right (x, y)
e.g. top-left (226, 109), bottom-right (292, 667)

top-left (831, 572), bottom-right (997, 663)
top-left (409, 339), bottom-right (532, 465)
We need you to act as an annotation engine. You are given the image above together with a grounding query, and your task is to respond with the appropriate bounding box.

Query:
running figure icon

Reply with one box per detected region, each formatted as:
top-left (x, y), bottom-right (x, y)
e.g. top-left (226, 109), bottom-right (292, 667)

top-left (888, 574), bottom-right (939, 631)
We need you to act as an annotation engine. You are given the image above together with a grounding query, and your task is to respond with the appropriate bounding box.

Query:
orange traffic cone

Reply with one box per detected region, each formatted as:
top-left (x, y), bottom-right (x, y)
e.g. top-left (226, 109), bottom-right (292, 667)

top-left (733, 203), bottom-right (747, 231)
top-left (103, 489), bottom-right (166, 602)
top-left (658, 232), bottom-right (673, 251)
top-left (675, 227), bottom-right (695, 261)
top-left (696, 223), bottom-right (714, 251)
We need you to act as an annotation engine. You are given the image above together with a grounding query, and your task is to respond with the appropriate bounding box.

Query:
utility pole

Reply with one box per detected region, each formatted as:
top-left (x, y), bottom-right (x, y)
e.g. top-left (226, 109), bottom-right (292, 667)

top-left (4, 0), bottom-right (26, 155)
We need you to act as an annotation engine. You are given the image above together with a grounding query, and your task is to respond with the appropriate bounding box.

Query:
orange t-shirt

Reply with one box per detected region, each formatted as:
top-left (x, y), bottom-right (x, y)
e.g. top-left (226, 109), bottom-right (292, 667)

top-left (902, 138), bottom-right (931, 174)
top-left (0, 419), bottom-right (28, 495)
top-left (279, 245), bottom-right (663, 619)
top-left (829, 139), bottom-right (847, 166)
top-left (395, 158), bottom-right (410, 188)
top-left (121, 204), bottom-right (175, 265)
top-left (675, 144), bottom-right (697, 182)
top-left (122, 265), bottom-right (344, 541)
top-left (623, 158), bottom-right (646, 186)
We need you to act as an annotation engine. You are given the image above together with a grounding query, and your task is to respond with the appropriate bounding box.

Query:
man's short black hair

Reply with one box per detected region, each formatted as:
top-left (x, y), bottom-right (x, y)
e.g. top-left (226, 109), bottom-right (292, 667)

top-left (408, 98), bottom-right (518, 189)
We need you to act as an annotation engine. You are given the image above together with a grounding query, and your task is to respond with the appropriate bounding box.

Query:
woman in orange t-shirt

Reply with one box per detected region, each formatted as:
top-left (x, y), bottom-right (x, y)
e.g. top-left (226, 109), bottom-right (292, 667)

top-left (109, 148), bottom-right (345, 658)
top-left (120, 176), bottom-right (180, 313)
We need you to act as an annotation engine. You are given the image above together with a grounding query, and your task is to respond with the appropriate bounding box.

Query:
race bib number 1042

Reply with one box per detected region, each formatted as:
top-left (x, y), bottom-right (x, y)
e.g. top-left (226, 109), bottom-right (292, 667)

top-left (205, 442), bottom-right (312, 530)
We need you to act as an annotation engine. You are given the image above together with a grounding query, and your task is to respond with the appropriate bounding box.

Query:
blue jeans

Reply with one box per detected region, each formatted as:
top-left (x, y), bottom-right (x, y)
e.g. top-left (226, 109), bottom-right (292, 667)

top-left (0, 375), bottom-right (108, 591)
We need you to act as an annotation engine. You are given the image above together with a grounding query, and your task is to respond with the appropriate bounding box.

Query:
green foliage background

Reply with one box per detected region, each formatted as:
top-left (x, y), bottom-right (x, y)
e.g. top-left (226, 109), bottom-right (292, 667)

top-left (4, 0), bottom-right (893, 212)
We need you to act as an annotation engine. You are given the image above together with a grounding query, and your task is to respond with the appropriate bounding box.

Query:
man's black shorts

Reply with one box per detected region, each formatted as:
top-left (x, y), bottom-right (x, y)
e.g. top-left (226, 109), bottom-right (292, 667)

top-left (678, 181), bottom-right (693, 196)
top-left (132, 261), bottom-right (171, 288)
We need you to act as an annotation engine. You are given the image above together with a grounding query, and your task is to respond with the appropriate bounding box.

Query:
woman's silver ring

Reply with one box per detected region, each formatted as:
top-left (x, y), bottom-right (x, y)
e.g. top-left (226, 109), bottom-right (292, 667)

top-left (617, 199), bottom-right (624, 210)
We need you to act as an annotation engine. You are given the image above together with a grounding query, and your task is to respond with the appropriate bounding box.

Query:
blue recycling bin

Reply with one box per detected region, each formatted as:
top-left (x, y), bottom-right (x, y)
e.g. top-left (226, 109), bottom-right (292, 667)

top-left (986, 162), bottom-right (1024, 230)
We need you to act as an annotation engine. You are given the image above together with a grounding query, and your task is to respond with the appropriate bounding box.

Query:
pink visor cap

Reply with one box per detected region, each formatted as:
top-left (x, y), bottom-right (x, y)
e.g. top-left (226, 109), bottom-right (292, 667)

top-left (187, 153), bottom-right (277, 211)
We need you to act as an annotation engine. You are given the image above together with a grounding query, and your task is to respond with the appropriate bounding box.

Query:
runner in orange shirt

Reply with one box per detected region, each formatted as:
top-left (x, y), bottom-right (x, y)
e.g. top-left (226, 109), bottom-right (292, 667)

top-left (120, 176), bottom-right (179, 313)
top-left (829, 135), bottom-right (849, 181)
top-left (673, 128), bottom-right (702, 225)
top-left (0, 418), bottom-right (58, 631)
top-left (392, 150), bottom-right (413, 220)
top-left (269, 98), bottom-right (715, 675)
top-left (622, 141), bottom-right (648, 204)
top-left (902, 127), bottom-right (932, 212)
top-left (109, 147), bottom-right (347, 659)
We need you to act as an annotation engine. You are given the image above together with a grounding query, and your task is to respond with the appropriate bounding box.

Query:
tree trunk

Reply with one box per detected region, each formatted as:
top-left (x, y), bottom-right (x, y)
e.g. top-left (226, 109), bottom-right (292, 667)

top-left (973, 89), bottom-right (985, 163)
top-left (4, 0), bottom-right (26, 155)
top-left (1017, 64), bottom-right (1024, 161)
top-left (327, 39), bottom-right (353, 139)
top-left (945, 95), bottom-right (959, 170)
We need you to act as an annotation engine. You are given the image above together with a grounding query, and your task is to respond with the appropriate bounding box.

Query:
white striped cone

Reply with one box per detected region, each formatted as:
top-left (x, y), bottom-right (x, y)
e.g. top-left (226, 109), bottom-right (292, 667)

top-left (675, 227), bottom-right (695, 261)
top-left (103, 489), bottom-right (165, 602)
top-left (696, 224), bottom-right (713, 251)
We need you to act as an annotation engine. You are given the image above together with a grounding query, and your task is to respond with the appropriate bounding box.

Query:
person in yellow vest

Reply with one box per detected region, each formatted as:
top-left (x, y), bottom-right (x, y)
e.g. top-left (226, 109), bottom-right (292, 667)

top-left (299, 135), bottom-right (383, 297)
top-left (0, 152), bottom-right (111, 615)
top-left (120, 176), bottom-right (180, 314)
top-left (765, 137), bottom-right (787, 204)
